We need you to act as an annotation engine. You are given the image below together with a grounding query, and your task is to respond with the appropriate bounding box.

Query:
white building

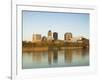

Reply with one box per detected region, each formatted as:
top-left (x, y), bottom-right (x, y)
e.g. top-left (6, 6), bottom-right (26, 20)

top-left (47, 30), bottom-right (53, 41)
top-left (71, 36), bottom-right (83, 43)
top-left (32, 34), bottom-right (42, 43)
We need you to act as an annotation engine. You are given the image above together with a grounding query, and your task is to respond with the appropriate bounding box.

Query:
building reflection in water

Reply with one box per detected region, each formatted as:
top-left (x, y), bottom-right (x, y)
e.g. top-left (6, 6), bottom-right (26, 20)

top-left (47, 48), bottom-right (89, 65)
top-left (32, 52), bottom-right (42, 63)
top-left (48, 50), bottom-right (53, 65)
top-left (22, 47), bottom-right (89, 69)
top-left (53, 49), bottom-right (58, 63)
top-left (74, 48), bottom-right (89, 59)
top-left (64, 49), bottom-right (72, 64)
top-left (75, 48), bottom-right (82, 58)
top-left (81, 48), bottom-right (89, 57)
top-left (48, 48), bottom-right (58, 65)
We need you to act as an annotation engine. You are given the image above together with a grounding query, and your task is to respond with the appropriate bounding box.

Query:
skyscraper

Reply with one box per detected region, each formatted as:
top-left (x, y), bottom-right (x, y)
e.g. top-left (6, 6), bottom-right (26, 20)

top-left (64, 32), bottom-right (72, 42)
top-left (47, 30), bottom-right (52, 40)
top-left (53, 32), bottom-right (58, 40)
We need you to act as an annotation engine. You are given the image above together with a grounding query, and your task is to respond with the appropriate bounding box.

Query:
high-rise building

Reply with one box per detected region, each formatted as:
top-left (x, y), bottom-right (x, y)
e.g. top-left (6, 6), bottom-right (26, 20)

top-left (47, 30), bottom-right (52, 40)
top-left (32, 34), bottom-right (41, 43)
top-left (64, 32), bottom-right (72, 42)
top-left (48, 30), bottom-right (52, 36)
top-left (53, 32), bottom-right (58, 40)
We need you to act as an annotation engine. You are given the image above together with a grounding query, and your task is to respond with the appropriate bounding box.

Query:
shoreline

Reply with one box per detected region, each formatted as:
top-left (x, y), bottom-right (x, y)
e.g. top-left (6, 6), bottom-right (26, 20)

top-left (22, 46), bottom-right (88, 52)
top-left (22, 47), bottom-right (48, 52)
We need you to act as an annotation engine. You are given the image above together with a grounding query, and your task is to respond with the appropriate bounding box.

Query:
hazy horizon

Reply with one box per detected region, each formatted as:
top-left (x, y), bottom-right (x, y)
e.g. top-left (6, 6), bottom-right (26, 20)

top-left (22, 11), bottom-right (89, 41)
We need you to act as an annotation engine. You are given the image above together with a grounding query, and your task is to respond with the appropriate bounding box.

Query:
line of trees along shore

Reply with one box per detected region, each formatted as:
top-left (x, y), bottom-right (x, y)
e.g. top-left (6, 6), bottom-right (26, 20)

top-left (22, 39), bottom-right (89, 48)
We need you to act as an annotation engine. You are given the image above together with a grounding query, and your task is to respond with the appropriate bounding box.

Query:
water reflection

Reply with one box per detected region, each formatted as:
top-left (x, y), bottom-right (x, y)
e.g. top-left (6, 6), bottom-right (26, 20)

top-left (48, 50), bottom-right (53, 65)
top-left (22, 48), bottom-right (89, 69)
top-left (53, 49), bottom-right (58, 64)
top-left (32, 52), bottom-right (42, 63)
top-left (64, 49), bottom-right (72, 64)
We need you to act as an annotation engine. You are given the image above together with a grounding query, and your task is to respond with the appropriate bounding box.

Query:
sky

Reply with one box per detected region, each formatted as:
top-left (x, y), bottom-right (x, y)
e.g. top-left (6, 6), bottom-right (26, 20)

top-left (22, 10), bottom-right (89, 41)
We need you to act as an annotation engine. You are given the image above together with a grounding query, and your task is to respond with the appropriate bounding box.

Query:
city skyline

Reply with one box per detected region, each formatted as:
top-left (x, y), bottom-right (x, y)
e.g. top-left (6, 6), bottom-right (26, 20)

top-left (22, 11), bottom-right (89, 41)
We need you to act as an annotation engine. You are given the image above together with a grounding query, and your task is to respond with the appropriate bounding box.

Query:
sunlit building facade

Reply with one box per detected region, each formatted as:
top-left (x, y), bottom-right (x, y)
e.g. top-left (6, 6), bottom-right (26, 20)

top-left (64, 32), bottom-right (72, 42)
top-left (47, 30), bottom-right (53, 40)
top-left (32, 34), bottom-right (41, 43)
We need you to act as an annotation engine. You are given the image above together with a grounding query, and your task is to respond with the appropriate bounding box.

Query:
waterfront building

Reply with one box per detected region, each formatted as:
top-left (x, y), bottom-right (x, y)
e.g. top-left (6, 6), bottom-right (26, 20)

top-left (79, 37), bottom-right (89, 47)
top-left (71, 36), bottom-right (83, 43)
top-left (64, 32), bottom-right (72, 42)
top-left (47, 30), bottom-right (53, 40)
top-left (32, 34), bottom-right (41, 43)
top-left (70, 36), bottom-right (89, 47)
top-left (53, 32), bottom-right (58, 40)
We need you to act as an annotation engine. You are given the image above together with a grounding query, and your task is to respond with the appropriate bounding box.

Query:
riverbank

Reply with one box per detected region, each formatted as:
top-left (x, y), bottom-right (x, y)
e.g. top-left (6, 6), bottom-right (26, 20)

top-left (22, 46), bottom-right (86, 52)
top-left (22, 47), bottom-right (48, 52)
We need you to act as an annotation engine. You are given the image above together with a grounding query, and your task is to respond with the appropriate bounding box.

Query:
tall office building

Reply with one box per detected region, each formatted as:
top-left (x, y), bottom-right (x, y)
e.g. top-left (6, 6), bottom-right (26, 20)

top-left (32, 34), bottom-right (41, 43)
top-left (53, 32), bottom-right (58, 40)
top-left (64, 32), bottom-right (72, 42)
top-left (47, 30), bottom-right (52, 40)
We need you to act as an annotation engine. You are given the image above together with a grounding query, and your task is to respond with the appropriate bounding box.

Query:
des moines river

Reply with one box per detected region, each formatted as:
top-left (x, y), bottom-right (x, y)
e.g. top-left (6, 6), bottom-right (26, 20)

top-left (22, 48), bottom-right (89, 69)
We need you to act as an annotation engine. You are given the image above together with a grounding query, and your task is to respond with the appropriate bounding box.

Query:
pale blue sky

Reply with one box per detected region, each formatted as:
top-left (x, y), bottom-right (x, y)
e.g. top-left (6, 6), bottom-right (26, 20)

top-left (22, 10), bottom-right (89, 41)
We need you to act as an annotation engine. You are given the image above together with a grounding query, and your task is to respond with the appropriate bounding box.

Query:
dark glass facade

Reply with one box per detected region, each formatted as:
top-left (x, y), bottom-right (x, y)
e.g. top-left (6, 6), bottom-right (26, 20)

top-left (53, 32), bottom-right (58, 40)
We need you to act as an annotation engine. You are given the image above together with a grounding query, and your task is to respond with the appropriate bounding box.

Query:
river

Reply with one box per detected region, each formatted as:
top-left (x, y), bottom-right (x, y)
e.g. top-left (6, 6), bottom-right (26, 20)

top-left (22, 48), bottom-right (89, 69)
